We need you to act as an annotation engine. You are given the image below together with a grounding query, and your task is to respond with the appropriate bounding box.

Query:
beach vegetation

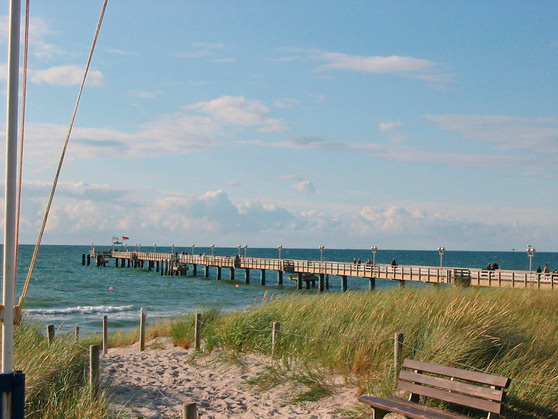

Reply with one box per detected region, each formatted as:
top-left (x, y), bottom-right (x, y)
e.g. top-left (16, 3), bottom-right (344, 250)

top-left (165, 287), bottom-right (558, 418)
top-left (11, 322), bottom-right (107, 418)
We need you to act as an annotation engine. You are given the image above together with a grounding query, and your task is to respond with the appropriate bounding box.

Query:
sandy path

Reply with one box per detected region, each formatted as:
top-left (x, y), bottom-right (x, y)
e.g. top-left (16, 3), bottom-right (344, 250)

top-left (101, 337), bottom-right (362, 418)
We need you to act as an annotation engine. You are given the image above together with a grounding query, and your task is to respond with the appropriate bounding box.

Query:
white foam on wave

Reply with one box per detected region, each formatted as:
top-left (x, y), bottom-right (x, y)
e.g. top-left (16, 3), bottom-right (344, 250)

top-left (25, 305), bottom-right (135, 316)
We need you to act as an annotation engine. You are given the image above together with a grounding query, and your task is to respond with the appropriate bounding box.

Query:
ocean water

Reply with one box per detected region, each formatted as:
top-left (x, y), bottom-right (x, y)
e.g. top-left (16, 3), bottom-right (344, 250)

top-left (4, 245), bottom-right (558, 336)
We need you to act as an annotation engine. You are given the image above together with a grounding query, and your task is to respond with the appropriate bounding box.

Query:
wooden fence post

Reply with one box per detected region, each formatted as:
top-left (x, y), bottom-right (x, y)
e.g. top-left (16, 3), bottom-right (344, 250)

top-left (271, 321), bottom-right (280, 362)
top-left (46, 324), bottom-right (55, 345)
top-left (194, 313), bottom-right (202, 350)
top-left (74, 325), bottom-right (80, 340)
top-left (139, 308), bottom-right (146, 352)
top-left (183, 402), bottom-right (197, 419)
top-left (103, 315), bottom-right (108, 354)
top-left (394, 332), bottom-right (404, 384)
top-left (89, 345), bottom-right (100, 400)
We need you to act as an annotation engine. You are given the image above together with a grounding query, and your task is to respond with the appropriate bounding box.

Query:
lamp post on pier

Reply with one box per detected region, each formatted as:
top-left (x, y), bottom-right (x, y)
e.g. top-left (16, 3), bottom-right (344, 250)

top-left (171, 244), bottom-right (175, 254)
top-left (438, 247), bottom-right (445, 268)
top-left (526, 245), bottom-right (536, 278)
top-left (237, 245), bottom-right (241, 256)
top-left (278, 245), bottom-right (283, 259)
top-left (243, 245), bottom-right (248, 257)
top-left (191, 244), bottom-right (195, 255)
top-left (319, 245), bottom-right (325, 262)
top-left (210, 244), bottom-right (215, 257)
top-left (138, 243), bottom-right (141, 252)
top-left (371, 246), bottom-right (377, 266)
top-left (153, 243), bottom-right (157, 253)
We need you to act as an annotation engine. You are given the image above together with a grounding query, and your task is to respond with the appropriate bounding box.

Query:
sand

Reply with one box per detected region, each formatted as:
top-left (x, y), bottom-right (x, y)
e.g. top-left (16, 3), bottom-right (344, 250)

top-left (101, 337), bottom-right (363, 418)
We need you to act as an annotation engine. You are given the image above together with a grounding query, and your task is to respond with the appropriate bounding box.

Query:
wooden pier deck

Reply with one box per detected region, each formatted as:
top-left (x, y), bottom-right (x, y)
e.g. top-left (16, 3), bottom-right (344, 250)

top-left (86, 250), bottom-right (557, 291)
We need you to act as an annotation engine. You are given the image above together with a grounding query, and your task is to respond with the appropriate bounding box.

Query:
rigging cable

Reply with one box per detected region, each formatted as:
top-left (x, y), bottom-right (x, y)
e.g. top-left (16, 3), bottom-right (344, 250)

top-left (14, 0), bottom-right (30, 294)
top-left (15, 0), bottom-right (109, 323)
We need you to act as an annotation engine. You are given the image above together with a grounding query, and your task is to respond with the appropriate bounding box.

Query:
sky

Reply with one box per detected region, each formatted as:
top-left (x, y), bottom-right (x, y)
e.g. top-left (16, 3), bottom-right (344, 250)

top-left (0, 1), bottom-right (557, 251)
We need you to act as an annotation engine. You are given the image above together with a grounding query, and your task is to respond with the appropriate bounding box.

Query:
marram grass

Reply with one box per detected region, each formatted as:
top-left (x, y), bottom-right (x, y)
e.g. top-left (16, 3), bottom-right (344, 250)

top-left (169, 287), bottom-right (557, 418)
top-left (12, 323), bottom-right (107, 418)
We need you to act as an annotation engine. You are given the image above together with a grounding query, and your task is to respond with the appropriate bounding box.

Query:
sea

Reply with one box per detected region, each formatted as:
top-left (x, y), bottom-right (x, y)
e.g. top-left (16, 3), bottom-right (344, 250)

top-left (5, 245), bottom-right (558, 336)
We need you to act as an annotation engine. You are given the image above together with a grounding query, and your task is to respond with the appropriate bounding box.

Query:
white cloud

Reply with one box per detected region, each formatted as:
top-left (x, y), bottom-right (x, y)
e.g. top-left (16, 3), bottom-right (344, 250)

top-left (424, 114), bottom-right (558, 154)
top-left (285, 48), bottom-right (451, 83)
top-left (29, 65), bottom-right (105, 86)
top-left (188, 96), bottom-right (287, 132)
top-left (130, 90), bottom-right (163, 99)
top-left (291, 180), bottom-right (315, 193)
top-left (320, 52), bottom-right (436, 73)
top-left (379, 121), bottom-right (403, 131)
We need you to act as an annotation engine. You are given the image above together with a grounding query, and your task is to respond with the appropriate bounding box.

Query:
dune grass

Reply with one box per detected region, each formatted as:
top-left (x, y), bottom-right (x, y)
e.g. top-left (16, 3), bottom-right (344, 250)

top-left (167, 287), bottom-right (557, 418)
top-left (12, 323), bottom-right (107, 418)
top-left (6, 287), bottom-right (557, 417)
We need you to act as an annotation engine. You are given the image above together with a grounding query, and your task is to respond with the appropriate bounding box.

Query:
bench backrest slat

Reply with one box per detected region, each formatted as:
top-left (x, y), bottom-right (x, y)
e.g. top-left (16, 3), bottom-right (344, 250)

top-left (402, 359), bottom-right (510, 388)
top-left (398, 380), bottom-right (503, 414)
top-left (399, 370), bottom-right (505, 402)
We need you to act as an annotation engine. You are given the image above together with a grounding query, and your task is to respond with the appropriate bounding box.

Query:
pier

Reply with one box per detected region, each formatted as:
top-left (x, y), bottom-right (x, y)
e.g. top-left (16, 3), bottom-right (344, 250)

top-left (85, 250), bottom-right (557, 291)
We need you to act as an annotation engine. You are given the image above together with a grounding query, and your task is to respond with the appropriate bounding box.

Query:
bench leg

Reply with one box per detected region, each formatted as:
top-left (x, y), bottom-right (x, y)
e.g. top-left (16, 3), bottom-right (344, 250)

top-left (371, 407), bottom-right (389, 419)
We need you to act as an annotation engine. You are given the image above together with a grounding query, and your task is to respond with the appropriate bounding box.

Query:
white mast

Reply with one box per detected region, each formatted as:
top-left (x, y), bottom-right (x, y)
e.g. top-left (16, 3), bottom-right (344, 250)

top-left (3, 0), bottom-right (21, 393)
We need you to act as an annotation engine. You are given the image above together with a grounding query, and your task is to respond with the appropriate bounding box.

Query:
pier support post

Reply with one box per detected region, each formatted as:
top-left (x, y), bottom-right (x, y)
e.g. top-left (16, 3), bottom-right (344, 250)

top-left (245, 269), bottom-right (250, 284)
top-left (82, 254), bottom-right (86, 265)
top-left (399, 280), bottom-right (405, 288)
top-left (260, 269), bottom-right (266, 286)
top-left (87, 254), bottom-right (91, 266)
top-left (217, 267), bottom-right (222, 280)
top-left (277, 271), bottom-right (283, 285)
top-left (204, 265), bottom-right (209, 278)
top-left (230, 267), bottom-right (235, 280)
top-left (341, 275), bottom-right (347, 292)
top-left (318, 274), bottom-right (325, 292)
top-left (326, 275), bottom-right (330, 289)
top-left (297, 273), bottom-right (303, 290)
top-left (369, 278), bottom-right (376, 290)
top-left (156, 261), bottom-right (160, 272)
top-left (192, 264), bottom-right (197, 276)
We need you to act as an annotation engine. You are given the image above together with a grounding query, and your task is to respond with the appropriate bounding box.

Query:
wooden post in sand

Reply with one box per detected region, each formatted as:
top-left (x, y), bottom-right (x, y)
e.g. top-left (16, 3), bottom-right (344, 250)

top-left (103, 315), bottom-right (108, 354)
top-left (271, 321), bottom-right (280, 361)
top-left (194, 313), bottom-right (202, 350)
top-left (183, 402), bottom-right (197, 419)
top-left (74, 325), bottom-right (80, 340)
top-left (139, 308), bottom-right (146, 352)
top-left (89, 345), bottom-right (100, 400)
top-left (394, 332), bottom-right (404, 383)
top-left (46, 324), bottom-right (55, 345)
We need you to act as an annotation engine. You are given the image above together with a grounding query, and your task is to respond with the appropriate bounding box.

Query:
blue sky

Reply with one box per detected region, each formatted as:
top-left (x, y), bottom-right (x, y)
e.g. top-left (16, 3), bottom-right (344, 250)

top-left (1, 1), bottom-right (557, 251)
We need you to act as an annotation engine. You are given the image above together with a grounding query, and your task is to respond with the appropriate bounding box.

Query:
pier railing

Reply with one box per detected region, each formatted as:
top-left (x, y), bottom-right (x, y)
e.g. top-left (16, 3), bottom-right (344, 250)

top-left (91, 250), bottom-right (557, 290)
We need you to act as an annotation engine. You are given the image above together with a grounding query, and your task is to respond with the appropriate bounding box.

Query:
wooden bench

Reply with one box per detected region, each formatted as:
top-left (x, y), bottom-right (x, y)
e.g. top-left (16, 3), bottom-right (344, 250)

top-left (359, 359), bottom-right (511, 419)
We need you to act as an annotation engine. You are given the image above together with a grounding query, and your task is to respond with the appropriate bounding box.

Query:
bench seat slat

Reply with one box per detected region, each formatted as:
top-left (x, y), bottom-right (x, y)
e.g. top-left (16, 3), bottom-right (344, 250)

top-left (398, 381), bottom-right (502, 414)
top-left (399, 369), bottom-right (505, 401)
top-left (403, 359), bottom-right (510, 388)
top-left (359, 396), bottom-right (469, 419)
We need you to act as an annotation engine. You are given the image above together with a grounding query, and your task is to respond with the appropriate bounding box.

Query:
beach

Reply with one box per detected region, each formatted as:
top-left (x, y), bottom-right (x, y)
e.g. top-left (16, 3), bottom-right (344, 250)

top-left (101, 337), bottom-right (361, 418)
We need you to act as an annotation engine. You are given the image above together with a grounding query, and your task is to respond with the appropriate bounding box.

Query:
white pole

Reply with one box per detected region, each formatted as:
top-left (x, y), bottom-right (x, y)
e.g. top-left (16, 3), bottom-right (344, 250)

top-left (3, 1), bottom-right (21, 415)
